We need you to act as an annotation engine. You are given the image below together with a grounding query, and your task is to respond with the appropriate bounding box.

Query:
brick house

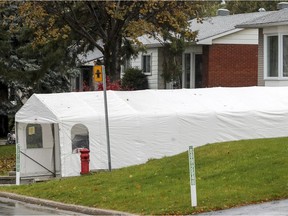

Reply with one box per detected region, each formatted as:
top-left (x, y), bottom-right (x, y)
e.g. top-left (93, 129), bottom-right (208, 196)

top-left (129, 9), bottom-right (274, 89)
top-left (237, 3), bottom-right (288, 87)
top-left (74, 9), bottom-right (276, 90)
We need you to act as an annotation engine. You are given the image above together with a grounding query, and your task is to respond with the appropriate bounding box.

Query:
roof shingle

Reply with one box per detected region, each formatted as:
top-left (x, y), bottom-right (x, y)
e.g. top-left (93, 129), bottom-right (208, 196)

top-left (237, 8), bottom-right (288, 28)
top-left (190, 11), bottom-right (274, 42)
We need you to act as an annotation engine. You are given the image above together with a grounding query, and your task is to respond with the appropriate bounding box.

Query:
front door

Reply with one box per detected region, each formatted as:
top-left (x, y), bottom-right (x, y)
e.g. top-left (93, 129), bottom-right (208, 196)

top-left (195, 54), bottom-right (203, 88)
top-left (183, 53), bottom-right (203, 88)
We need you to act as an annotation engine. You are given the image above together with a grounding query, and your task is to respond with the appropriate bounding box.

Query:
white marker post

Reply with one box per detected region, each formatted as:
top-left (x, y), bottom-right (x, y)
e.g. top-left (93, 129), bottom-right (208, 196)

top-left (188, 146), bottom-right (197, 207)
top-left (16, 142), bottom-right (20, 185)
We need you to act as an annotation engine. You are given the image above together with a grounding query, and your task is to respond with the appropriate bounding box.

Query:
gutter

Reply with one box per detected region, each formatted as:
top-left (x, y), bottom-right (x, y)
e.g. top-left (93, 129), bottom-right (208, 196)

top-left (0, 192), bottom-right (135, 215)
top-left (237, 21), bottom-right (288, 29)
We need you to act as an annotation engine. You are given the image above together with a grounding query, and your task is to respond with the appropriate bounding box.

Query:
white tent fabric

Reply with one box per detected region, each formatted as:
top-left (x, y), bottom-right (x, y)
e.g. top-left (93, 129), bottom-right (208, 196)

top-left (15, 87), bottom-right (288, 177)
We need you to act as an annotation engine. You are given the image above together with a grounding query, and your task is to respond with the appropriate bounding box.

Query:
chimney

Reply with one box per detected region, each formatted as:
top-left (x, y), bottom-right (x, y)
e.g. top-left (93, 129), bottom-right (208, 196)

top-left (277, 2), bottom-right (288, 10)
top-left (217, 8), bottom-right (230, 16)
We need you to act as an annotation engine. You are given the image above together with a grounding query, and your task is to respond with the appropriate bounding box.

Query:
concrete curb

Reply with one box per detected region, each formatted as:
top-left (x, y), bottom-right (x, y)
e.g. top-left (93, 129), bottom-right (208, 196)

top-left (0, 191), bottom-right (135, 215)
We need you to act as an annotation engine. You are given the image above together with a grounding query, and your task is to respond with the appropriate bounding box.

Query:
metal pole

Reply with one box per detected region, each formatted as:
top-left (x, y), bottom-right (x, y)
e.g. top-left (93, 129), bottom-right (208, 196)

top-left (103, 67), bottom-right (112, 171)
top-left (51, 124), bottom-right (56, 177)
top-left (15, 122), bottom-right (20, 185)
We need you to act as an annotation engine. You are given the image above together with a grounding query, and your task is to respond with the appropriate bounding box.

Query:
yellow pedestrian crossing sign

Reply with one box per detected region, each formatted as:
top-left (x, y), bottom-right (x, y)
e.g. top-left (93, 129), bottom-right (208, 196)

top-left (93, 65), bottom-right (103, 82)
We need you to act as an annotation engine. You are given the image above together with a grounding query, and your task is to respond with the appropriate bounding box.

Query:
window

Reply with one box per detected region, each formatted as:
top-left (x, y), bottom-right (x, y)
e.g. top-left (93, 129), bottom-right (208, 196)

top-left (265, 34), bottom-right (288, 79)
top-left (283, 35), bottom-right (288, 77)
top-left (267, 35), bottom-right (278, 77)
top-left (26, 124), bottom-right (43, 149)
top-left (142, 54), bottom-right (151, 74)
top-left (71, 124), bottom-right (89, 153)
top-left (184, 53), bottom-right (191, 88)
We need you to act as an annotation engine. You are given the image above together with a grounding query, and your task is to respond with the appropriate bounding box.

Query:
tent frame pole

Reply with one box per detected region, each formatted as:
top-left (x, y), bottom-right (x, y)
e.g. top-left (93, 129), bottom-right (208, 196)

top-left (15, 122), bottom-right (20, 185)
top-left (51, 124), bottom-right (56, 177)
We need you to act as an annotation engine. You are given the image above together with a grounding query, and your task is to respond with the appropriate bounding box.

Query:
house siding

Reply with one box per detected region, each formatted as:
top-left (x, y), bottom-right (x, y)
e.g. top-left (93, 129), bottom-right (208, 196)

top-left (213, 29), bottom-right (259, 45)
top-left (157, 48), bottom-right (165, 89)
top-left (203, 44), bottom-right (258, 87)
top-left (263, 25), bottom-right (288, 34)
top-left (131, 48), bottom-right (159, 89)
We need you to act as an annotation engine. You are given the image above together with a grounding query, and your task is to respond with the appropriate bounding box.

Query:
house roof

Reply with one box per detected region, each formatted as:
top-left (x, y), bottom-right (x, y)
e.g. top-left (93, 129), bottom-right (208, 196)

top-left (237, 8), bottom-right (288, 28)
top-left (77, 48), bottom-right (103, 66)
top-left (138, 11), bottom-right (274, 46)
top-left (137, 34), bottom-right (164, 48)
top-left (77, 40), bottom-right (104, 66)
top-left (190, 11), bottom-right (274, 44)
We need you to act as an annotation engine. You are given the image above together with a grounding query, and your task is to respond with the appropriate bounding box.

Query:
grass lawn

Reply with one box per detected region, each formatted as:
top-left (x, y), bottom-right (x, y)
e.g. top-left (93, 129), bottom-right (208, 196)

top-left (0, 137), bottom-right (288, 215)
top-left (0, 145), bottom-right (15, 175)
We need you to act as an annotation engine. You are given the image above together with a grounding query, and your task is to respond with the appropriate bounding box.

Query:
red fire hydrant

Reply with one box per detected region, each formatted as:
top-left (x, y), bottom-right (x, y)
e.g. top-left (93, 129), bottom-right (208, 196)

top-left (80, 148), bottom-right (90, 175)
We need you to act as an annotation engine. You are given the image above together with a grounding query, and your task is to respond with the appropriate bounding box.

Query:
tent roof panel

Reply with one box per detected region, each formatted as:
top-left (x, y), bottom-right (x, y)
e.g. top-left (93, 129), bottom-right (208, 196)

top-left (16, 87), bottom-right (288, 124)
top-left (15, 95), bottom-right (58, 124)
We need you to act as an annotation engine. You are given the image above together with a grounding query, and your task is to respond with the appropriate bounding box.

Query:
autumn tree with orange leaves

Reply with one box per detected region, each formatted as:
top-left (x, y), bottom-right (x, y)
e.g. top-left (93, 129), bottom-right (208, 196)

top-left (19, 1), bottom-right (205, 81)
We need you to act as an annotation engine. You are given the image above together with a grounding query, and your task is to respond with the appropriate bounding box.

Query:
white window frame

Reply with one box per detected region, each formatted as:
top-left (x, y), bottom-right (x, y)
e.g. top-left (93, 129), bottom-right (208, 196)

top-left (26, 124), bottom-right (43, 149)
top-left (71, 124), bottom-right (89, 154)
top-left (264, 33), bottom-right (288, 80)
top-left (141, 54), bottom-right (152, 75)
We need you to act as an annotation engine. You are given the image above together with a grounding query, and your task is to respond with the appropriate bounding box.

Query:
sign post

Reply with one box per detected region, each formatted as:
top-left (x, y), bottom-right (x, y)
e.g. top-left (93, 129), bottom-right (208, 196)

top-left (188, 146), bottom-right (197, 207)
top-left (101, 66), bottom-right (111, 171)
top-left (93, 64), bottom-right (111, 171)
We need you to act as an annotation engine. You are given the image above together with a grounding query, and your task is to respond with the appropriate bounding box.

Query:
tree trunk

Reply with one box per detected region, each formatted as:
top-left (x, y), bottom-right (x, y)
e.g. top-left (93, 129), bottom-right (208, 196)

top-left (103, 35), bottom-right (122, 81)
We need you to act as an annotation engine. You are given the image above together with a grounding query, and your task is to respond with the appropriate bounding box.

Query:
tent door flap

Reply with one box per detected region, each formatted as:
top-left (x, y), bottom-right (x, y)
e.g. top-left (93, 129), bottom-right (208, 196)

top-left (20, 151), bottom-right (55, 176)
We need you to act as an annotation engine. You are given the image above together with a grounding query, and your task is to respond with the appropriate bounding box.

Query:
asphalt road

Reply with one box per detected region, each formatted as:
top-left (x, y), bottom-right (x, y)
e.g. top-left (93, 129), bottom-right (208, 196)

top-left (0, 191), bottom-right (131, 215)
top-left (0, 196), bottom-right (86, 215)
top-left (0, 190), bottom-right (287, 215)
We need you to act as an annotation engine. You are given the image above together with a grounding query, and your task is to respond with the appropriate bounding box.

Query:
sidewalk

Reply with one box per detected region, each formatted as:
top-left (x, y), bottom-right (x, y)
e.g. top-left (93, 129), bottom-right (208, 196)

top-left (197, 199), bottom-right (288, 215)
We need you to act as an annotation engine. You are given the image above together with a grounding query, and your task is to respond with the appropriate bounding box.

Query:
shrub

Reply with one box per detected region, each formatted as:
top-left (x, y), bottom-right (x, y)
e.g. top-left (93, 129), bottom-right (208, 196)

top-left (121, 68), bottom-right (148, 90)
top-left (97, 76), bottom-right (121, 91)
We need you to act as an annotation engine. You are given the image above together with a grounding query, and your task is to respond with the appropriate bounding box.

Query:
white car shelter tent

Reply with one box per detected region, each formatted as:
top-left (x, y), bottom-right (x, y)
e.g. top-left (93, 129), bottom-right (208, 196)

top-left (15, 87), bottom-right (288, 178)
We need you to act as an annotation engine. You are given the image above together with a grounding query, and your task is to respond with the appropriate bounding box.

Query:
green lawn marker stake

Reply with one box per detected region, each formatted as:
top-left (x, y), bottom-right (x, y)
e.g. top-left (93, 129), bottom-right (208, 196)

top-left (188, 146), bottom-right (197, 207)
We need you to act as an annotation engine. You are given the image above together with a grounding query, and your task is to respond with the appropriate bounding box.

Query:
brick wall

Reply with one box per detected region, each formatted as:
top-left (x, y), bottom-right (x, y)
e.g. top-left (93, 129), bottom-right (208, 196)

top-left (202, 44), bottom-right (258, 87)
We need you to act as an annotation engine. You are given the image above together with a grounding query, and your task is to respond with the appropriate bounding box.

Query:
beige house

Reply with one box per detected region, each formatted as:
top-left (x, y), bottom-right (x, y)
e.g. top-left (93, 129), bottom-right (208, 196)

top-left (238, 2), bottom-right (288, 86)
top-left (122, 10), bottom-right (273, 89)
top-left (72, 4), bottom-right (287, 91)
